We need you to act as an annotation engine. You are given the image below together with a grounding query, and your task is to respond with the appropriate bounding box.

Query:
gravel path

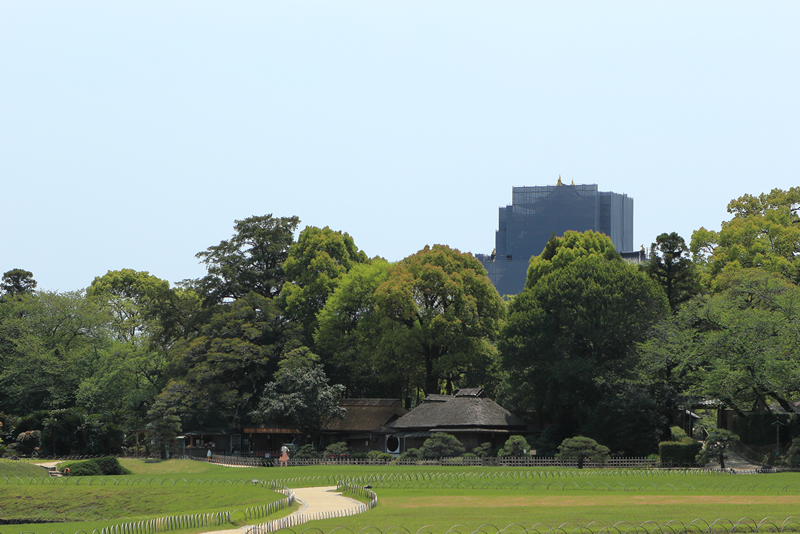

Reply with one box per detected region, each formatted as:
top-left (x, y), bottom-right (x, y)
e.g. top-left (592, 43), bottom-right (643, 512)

top-left (209, 486), bottom-right (360, 534)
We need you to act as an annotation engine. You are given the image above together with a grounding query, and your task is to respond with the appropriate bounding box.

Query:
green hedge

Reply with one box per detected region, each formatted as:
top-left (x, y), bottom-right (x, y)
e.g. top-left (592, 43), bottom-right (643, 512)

top-left (659, 440), bottom-right (702, 466)
top-left (62, 456), bottom-right (131, 476)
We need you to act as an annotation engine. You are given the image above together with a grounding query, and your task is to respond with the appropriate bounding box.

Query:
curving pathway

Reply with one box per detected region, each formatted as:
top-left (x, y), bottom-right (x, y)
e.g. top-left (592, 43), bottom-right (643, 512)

top-left (209, 486), bottom-right (361, 534)
top-left (33, 461), bottom-right (366, 532)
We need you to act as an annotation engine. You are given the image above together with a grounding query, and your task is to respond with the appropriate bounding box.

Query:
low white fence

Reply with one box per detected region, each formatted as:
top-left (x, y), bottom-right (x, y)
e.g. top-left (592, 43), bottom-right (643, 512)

top-left (245, 484), bottom-right (377, 534)
top-left (202, 454), bottom-right (659, 468)
top-left (92, 481), bottom-right (294, 534)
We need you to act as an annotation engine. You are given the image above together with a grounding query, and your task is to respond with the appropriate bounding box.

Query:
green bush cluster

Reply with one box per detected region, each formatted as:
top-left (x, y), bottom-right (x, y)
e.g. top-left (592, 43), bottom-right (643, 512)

top-left (366, 451), bottom-right (394, 461)
top-left (658, 439), bottom-right (702, 466)
top-left (323, 441), bottom-right (350, 457)
top-left (62, 456), bottom-right (132, 476)
top-left (787, 438), bottom-right (800, 468)
top-left (498, 435), bottom-right (531, 457)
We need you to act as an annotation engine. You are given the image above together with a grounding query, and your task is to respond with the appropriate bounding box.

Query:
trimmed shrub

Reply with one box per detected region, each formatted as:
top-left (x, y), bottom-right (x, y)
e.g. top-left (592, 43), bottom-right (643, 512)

top-left (498, 435), bottom-right (531, 457)
top-left (94, 456), bottom-right (131, 475)
top-left (670, 426), bottom-right (688, 441)
top-left (471, 442), bottom-right (492, 457)
top-left (323, 441), bottom-right (350, 457)
top-left (294, 444), bottom-right (320, 459)
top-left (659, 440), bottom-right (702, 466)
top-left (62, 460), bottom-right (103, 476)
top-left (555, 436), bottom-right (610, 468)
top-left (397, 448), bottom-right (422, 460)
top-left (62, 456), bottom-right (131, 476)
top-left (366, 451), bottom-right (394, 461)
top-left (695, 429), bottom-right (739, 468)
top-left (421, 432), bottom-right (465, 458)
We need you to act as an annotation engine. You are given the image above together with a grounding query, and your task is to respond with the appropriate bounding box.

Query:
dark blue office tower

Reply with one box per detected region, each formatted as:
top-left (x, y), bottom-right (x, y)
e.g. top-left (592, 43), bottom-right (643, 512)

top-left (476, 180), bottom-right (635, 296)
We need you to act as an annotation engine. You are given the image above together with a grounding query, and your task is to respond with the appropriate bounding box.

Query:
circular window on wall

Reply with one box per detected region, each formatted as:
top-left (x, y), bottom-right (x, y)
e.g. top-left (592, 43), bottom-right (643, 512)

top-left (386, 436), bottom-right (400, 454)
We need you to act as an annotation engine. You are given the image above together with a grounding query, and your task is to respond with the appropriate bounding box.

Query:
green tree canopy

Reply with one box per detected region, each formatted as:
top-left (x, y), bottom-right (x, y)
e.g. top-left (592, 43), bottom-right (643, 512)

top-left (315, 259), bottom-right (409, 398)
top-left (0, 291), bottom-right (110, 414)
top-left (87, 269), bottom-right (170, 345)
top-left (500, 232), bottom-right (668, 446)
top-left (420, 432), bottom-right (465, 458)
top-left (556, 436), bottom-right (610, 468)
top-left (1, 269), bottom-right (37, 298)
top-left (251, 347), bottom-right (346, 447)
top-left (193, 214), bottom-right (299, 303)
top-left (691, 187), bottom-right (800, 285)
top-left (638, 268), bottom-right (800, 417)
top-left (644, 232), bottom-right (702, 312)
top-left (163, 291), bottom-right (299, 428)
top-left (374, 245), bottom-right (505, 395)
top-left (526, 230), bottom-right (621, 289)
top-left (281, 225), bottom-right (369, 345)
top-left (498, 435), bottom-right (531, 457)
top-left (84, 270), bottom-right (173, 424)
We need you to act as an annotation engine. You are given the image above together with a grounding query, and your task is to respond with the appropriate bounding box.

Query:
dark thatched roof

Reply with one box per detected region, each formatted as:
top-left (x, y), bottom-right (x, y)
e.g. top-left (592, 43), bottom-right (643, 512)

top-left (322, 398), bottom-right (408, 433)
top-left (389, 388), bottom-right (528, 431)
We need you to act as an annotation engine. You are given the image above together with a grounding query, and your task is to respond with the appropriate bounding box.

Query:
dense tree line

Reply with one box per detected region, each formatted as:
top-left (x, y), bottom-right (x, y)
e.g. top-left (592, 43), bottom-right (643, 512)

top-left (2, 187), bottom-right (799, 458)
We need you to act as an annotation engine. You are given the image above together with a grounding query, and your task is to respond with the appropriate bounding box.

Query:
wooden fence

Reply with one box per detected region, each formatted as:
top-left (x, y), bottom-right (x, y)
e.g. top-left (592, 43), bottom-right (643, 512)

top-left (202, 454), bottom-right (659, 468)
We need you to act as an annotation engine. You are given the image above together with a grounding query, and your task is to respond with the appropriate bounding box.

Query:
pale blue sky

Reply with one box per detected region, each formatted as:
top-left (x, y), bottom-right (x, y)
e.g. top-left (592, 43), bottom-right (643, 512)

top-left (2, 2), bottom-right (798, 292)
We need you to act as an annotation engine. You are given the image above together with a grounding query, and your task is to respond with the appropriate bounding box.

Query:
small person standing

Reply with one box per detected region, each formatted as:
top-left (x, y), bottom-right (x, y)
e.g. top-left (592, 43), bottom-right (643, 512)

top-left (280, 445), bottom-right (289, 466)
top-left (207, 448), bottom-right (212, 462)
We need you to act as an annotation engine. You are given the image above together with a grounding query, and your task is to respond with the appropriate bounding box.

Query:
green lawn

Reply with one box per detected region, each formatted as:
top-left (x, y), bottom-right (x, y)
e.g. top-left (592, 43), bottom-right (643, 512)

top-left (2, 460), bottom-right (800, 533)
top-left (0, 459), bottom-right (294, 534)
top-left (0, 484), bottom-right (279, 521)
top-left (0, 458), bottom-right (51, 478)
top-left (317, 487), bottom-right (800, 531)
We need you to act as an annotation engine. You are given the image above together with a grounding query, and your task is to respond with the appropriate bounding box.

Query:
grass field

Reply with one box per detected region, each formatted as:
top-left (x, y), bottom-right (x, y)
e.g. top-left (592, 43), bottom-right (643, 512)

top-left (0, 459), bottom-right (293, 534)
top-left (0, 459), bottom-right (51, 478)
top-left (2, 459), bottom-right (800, 533)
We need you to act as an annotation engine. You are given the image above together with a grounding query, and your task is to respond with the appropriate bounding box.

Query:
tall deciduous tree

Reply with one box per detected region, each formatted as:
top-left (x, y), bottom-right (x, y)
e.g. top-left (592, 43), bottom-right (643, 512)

top-left (500, 232), bottom-right (668, 449)
top-left (639, 268), bottom-right (800, 417)
top-left (163, 291), bottom-right (299, 428)
top-left (374, 245), bottom-right (505, 395)
top-left (85, 270), bottom-right (174, 425)
top-left (314, 260), bottom-right (402, 397)
top-left (281, 226), bottom-right (369, 345)
top-left (691, 187), bottom-right (800, 285)
top-left (87, 269), bottom-right (170, 344)
top-left (0, 291), bottom-right (110, 414)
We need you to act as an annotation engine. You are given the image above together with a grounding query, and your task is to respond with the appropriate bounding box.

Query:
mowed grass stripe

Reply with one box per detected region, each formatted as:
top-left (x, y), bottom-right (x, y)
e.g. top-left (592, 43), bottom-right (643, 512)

top-left (310, 489), bottom-right (800, 530)
top-left (4, 460), bottom-right (800, 534)
top-left (0, 484), bottom-right (284, 521)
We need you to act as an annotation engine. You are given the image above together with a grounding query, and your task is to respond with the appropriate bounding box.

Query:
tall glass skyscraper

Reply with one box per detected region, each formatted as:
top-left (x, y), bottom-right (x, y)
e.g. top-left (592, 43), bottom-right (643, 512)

top-left (476, 181), bottom-right (634, 296)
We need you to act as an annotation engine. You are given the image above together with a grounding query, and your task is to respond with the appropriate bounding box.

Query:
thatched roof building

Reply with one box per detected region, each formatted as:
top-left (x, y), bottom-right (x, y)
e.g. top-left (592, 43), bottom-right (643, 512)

top-left (387, 388), bottom-right (529, 452)
top-left (320, 398), bottom-right (408, 453)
